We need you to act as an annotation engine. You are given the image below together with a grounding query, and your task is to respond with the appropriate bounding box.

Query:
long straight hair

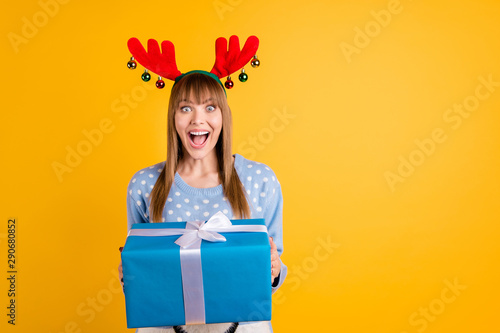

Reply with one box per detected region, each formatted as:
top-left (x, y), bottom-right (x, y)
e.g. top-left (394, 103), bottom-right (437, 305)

top-left (149, 73), bottom-right (250, 222)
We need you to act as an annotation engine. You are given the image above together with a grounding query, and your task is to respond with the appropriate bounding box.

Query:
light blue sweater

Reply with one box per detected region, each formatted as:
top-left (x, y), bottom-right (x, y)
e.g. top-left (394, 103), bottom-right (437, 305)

top-left (126, 154), bottom-right (286, 329)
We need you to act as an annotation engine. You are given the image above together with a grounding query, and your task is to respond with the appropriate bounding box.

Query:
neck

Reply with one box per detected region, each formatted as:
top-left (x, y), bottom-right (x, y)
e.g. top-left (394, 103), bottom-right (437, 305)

top-left (176, 151), bottom-right (220, 187)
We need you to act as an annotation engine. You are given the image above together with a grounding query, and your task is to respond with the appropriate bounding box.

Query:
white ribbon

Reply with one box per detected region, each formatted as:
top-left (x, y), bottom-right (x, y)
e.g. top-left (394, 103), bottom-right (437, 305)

top-left (127, 211), bottom-right (267, 247)
top-left (127, 211), bottom-right (268, 325)
top-left (174, 211), bottom-right (231, 247)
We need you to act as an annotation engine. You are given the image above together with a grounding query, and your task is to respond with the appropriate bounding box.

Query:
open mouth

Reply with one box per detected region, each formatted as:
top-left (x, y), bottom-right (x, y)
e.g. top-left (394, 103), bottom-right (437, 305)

top-left (189, 131), bottom-right (209, 148)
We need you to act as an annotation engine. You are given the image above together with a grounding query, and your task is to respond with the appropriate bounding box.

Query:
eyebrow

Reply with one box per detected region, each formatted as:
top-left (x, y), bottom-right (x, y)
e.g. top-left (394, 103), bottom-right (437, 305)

top-left (179, 97), bottom-right (214, 104)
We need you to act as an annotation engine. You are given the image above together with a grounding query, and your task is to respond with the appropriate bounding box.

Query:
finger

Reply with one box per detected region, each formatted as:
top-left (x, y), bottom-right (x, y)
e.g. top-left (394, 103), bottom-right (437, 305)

top-left (269, 238), bottom-right (277, 251)
top-left (118, 263), bottom-right (124, 286)
top-left (272, 258), bottom-right (280, 268)
top-left (271, 252), bottom-right (279, 262)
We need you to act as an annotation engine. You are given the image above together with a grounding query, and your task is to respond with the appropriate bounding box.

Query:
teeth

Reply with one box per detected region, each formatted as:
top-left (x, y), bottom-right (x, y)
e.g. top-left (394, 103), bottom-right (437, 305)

top-left (190, 131), bottom-right (209, 135)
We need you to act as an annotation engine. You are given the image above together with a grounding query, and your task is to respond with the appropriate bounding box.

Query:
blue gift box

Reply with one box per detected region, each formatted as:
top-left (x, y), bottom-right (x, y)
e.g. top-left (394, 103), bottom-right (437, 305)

top-left (121, 217), bottom-right (272, 328)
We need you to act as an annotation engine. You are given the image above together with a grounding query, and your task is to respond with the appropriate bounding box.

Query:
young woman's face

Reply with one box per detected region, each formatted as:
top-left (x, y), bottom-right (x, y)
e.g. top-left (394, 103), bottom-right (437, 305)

top-left (175, 94), bottom-right (223, 161)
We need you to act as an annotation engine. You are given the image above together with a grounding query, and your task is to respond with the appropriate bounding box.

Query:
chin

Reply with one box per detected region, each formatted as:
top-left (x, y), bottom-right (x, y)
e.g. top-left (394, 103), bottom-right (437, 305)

top-left (184, 150), bottom-right (212, 161)
top-left (183, 144), bottom-right (218, 162)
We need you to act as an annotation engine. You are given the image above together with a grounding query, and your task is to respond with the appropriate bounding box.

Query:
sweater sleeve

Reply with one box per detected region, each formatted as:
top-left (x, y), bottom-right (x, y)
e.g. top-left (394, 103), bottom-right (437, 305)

top-left (263, 180), bottom-right (287, 294)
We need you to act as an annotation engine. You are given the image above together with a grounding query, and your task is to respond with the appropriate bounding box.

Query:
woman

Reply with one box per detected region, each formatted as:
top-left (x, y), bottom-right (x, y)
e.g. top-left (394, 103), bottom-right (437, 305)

top-left (120, 72), bottom-right (286, 333)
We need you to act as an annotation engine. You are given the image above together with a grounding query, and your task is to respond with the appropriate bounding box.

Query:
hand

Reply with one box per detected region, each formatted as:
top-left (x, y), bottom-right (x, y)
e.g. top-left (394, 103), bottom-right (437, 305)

top-left (118, 247), bottom-right (124, 287)
top-left (270, 237), bottom-right (281, 283)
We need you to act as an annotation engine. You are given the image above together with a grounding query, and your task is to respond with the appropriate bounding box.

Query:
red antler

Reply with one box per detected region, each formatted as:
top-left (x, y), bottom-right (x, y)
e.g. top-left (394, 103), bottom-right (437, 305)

top-left (127, 38), bottom-right (182, 81)
top-left (210, 35), bottom-right (259, 78)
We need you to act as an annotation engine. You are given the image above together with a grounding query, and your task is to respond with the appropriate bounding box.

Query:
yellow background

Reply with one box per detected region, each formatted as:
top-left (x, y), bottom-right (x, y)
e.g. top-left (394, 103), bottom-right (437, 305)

top-left (1, 0), bottom-right (499, 332)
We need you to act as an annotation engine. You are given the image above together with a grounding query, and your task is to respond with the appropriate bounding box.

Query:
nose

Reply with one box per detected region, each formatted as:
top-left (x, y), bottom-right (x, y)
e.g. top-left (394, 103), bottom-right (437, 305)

top-left (190, 107), bottom-right (206, 125)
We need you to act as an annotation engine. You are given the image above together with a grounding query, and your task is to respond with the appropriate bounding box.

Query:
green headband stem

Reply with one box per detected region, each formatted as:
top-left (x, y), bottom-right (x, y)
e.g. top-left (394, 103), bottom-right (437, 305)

top-left (173, 70), bottom-right (226, 96)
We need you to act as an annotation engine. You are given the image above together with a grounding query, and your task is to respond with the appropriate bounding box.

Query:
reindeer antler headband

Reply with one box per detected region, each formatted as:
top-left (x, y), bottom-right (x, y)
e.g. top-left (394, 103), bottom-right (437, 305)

top-left (126, 35), bottom-right (260, 92)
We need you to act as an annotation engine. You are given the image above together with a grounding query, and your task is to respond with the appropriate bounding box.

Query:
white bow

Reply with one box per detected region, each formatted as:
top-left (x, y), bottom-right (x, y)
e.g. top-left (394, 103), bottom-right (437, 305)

top-left (174, 211), bottom-right (232, 248)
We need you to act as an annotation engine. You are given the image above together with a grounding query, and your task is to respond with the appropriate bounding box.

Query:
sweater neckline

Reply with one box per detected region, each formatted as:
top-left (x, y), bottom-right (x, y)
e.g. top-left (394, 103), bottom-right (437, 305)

top-left (174, 154), bottom-right (243, 197)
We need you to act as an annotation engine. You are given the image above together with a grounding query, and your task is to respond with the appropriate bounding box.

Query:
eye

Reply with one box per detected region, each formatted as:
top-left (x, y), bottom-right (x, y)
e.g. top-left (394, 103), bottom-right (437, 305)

top-left (180, 106), bottom-right (191, 112)
top-left (206, 105), bottom-right (216, 112)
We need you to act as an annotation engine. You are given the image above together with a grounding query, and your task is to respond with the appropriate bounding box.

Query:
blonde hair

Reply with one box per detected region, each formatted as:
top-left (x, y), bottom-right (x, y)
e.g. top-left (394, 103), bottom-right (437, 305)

top-left (149, 73), bottom-right (250, 222)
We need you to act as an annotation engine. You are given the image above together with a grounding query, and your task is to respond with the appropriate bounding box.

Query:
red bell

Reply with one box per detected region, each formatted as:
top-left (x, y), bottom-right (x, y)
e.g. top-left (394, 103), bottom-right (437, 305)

top-left (225, 76), bottom-right (234, 89)
top-left (156, 77), bottom-right (165, 89)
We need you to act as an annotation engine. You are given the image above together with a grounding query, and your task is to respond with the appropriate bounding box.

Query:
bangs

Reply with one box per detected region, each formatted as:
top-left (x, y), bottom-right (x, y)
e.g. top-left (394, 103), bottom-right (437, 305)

top-left (173, 73), bottom-right (226, 108)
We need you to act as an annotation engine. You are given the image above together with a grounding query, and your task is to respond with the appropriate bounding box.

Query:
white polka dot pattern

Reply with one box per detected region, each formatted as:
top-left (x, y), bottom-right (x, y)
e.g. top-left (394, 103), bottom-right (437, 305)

top-left (127, 155), bottom-right (281, 225)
